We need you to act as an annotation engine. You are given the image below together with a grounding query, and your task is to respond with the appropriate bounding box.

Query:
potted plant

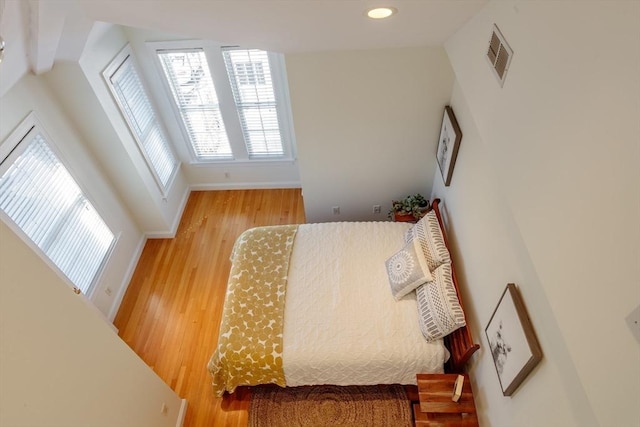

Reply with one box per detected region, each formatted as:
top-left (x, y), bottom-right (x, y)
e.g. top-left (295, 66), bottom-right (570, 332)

top-left (389, 194), bottom-right (430, 221)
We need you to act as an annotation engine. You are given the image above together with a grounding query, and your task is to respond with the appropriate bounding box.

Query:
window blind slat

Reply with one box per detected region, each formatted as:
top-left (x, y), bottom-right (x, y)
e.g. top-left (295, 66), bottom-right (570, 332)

top-left (222, 49), bottom-right (285, 158)
top-left (109, 55), bottom-right (177, 187)
top-left (158, 49), bottom-right (232, 160)
top-left (0, 133), bottom-right (115, 294)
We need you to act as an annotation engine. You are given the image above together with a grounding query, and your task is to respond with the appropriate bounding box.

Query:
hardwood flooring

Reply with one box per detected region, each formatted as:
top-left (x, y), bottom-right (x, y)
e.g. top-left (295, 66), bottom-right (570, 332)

top-left (113, 189), bottom-right (306, 427)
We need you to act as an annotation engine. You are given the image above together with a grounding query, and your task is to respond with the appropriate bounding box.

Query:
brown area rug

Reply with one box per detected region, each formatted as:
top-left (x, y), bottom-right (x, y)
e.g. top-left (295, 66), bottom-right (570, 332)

top-left (248, 384), bottom-right (412, 427)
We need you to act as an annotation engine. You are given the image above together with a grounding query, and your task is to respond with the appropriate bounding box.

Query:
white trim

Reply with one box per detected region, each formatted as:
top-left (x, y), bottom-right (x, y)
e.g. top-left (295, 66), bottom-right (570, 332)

top-left (146, 41), bottom-right (204, 163)
top-left (147, 40), bottom-right (296, 164)
top-left (0, 113), bottom-right (35, 163)
top-left (107, 232), bottom-right (147, 322)
top-left (190, 181), bottom-right (301, 191)
top-left (1, 112), bottom-right (118, 298)
top-left (102, 44), bottom-right (180, 196)
top-left (176, 399), bottom-right (188, 427)
top-left (143, 186), bottom-right (192, 239)
top-left (144, 230), bottom-right (180, 239)
top-left (170, 186), bottom-right (192, 235)
top-left (151, 42), bottom-right (239, 162)
top-left (189, 158), bottom-right (297, 167)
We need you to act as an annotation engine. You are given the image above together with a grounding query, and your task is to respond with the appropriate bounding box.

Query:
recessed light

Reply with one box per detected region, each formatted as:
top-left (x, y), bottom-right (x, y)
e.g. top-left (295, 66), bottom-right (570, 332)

top-left (366, 7), bottom-right (397, 19)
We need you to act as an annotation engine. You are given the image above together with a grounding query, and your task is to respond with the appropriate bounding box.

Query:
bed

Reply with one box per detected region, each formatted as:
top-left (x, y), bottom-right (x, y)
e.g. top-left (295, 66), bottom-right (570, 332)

top-left (208, 199), bottom-right (479, 396)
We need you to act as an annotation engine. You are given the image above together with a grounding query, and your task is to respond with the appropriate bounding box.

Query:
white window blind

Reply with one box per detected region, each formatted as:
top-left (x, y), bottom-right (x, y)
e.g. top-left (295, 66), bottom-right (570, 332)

top-left (0, 128), bottom-right (115, 295)
top-left (222, 49), bottom-right (284, 158)
top-left (157, 49), bottom-right (233, 160)
top-left (107, 53), bottom-right (178, 189)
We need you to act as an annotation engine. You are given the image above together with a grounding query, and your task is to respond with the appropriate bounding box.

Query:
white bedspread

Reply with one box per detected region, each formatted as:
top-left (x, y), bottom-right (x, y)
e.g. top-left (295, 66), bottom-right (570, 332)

top-left (282, 221), bottom-right (449, 387)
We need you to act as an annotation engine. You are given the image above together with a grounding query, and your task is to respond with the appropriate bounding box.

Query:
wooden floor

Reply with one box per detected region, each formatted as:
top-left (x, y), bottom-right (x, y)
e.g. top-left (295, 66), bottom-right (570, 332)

top-left (114, 189), bottom-right (306, 427)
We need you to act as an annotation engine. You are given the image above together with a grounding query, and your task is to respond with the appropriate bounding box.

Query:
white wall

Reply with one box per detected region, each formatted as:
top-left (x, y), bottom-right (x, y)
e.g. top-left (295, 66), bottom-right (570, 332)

top-left (0, 74), bottom-right (144, 319)
top-left (286, 47), bottom-right (454, 222)
top-left (0, 0), bottom-right (30, 97)
top-left (433, 82), bottom-right (598, 427)
top-left (45, 24), bottom-right (192, 237)
top-left (0, 221), bottom-right (185, 427)
top-left (433, 1), bottom-right (640, 426)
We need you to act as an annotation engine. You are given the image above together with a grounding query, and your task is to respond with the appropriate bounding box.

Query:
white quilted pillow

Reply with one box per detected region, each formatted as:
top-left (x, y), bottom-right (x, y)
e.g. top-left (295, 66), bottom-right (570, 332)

top-left (405, 210), bottom-right (451, 272)
top-left (416, 262), bottom-right (465, 342)
top-left (385, 238), bottom-right (433, 300)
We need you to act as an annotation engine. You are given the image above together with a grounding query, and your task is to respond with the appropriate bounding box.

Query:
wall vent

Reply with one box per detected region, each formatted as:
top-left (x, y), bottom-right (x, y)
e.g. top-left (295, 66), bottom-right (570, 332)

top-left (487, 24), bottom-right (513, 87)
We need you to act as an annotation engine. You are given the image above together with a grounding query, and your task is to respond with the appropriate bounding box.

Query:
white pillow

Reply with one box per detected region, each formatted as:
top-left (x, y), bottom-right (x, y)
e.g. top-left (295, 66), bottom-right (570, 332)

top-left (385, 238), bottom-right (433, 300)
top-left (405, 210), bottom-right (451, 272)
top-left (416, 262), bottom-right (465, 341)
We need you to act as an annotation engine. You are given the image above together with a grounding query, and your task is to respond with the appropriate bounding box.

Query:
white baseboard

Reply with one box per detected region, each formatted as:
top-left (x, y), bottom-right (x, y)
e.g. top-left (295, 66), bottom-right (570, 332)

top-left (145, 187), bottom-right (192, 239)
top-left (106, 233), bottom-right (147, 322)
top-left (190, 181), bottom-right (301, 191)
top-left (176, 399), bottom-right (188, 427)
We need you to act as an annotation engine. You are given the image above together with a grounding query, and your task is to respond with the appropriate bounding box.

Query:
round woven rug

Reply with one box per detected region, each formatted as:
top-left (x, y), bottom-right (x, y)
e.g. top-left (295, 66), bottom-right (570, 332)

top-left (248, 384), bottom-right (412, 427)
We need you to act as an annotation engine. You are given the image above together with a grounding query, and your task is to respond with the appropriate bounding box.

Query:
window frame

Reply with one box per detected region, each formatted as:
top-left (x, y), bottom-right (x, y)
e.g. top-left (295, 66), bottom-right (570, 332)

top-left (103, 45), bottom-right (179, 195)
top-left (148, 40), bottom-right (296, 165)
top-left (155, 47), bottom-right (235, 161)
top-left (222, 48), bottom-right (290, 159)
top-left (0, 112), bottom-right (118, 297)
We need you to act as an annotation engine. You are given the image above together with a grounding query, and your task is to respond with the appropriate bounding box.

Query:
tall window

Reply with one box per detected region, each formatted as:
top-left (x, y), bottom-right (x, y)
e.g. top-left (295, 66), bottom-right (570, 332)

top-left (0, 117), bottom-right (115, 295)
top-left (105, 46), bottom-right (178, 191)
top-left (223, 49), bottom-right (284, 158)
top-left (157, 49), bottom-right (233, 160)
top-left (154, 44), bottom-right (294, 162)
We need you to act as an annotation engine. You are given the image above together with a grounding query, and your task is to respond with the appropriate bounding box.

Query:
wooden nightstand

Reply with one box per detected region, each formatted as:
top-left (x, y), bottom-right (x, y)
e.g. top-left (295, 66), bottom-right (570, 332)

top-left (413, 373), bottom-right (479, 427)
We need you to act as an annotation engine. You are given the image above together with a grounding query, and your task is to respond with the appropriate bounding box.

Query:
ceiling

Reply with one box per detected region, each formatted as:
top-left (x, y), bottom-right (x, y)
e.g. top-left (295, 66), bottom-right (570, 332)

top-left (0, 0), bottom-right (487, 96)
top-left (77, 0), bottom-right (488, 52)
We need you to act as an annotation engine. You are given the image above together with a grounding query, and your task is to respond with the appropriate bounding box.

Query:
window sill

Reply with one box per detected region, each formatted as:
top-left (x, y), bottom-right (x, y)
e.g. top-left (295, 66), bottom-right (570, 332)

top-left (189, 158), bottom-right (297, 168)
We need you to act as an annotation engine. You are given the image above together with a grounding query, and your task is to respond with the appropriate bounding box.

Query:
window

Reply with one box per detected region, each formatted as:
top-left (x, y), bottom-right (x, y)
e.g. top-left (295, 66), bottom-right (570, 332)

top-left (104, 46), bottom-right (178, 191)
top-left (156, 49), bottom-right (233, 160)
top-left (0, 117), bottom-right (116, 295)
top-left (154, 43), bottom-right (294, 162)
top-left (223, 49), bottom-right (284, 158)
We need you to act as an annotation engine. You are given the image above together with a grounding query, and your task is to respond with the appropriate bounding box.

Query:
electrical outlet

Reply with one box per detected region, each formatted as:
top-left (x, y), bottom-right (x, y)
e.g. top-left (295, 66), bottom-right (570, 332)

top-left (373, 205), bottom-right (381, 214)
top-left (160, 403), bottom-right (168, 415)
top-left (332, 206), bottom-right (340, 215)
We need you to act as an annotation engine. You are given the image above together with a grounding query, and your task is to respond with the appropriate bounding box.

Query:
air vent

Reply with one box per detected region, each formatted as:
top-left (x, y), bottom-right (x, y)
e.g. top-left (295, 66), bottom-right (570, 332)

top-left (487, 24), bottom-right (513, 87)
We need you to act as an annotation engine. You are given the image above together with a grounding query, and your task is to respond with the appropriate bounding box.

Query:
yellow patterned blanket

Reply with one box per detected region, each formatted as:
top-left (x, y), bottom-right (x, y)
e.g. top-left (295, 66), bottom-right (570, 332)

top-left (208, 225), bottom-right (298, 396)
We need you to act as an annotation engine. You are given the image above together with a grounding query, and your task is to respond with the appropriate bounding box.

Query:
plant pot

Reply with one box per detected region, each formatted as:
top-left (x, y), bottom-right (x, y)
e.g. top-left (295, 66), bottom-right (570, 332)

top-left (394, 212), bottom-right (416, 223)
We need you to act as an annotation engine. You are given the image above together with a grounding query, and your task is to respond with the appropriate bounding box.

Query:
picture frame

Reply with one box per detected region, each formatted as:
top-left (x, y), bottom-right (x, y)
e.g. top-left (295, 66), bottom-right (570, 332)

top-left (485, 283), bottom-right (542, 396)
top-left (436, 106), bottom-right (462, 186)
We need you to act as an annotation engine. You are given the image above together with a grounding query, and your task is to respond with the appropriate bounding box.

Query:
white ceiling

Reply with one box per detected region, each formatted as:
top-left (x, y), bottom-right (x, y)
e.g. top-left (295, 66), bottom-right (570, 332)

top-left (0, 0), bottom-right (487, 96)
top-left (76, 0), bottom-right (488, 52)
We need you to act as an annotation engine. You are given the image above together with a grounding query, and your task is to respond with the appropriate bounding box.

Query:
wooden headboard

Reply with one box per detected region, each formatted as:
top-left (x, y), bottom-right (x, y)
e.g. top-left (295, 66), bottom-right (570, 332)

top-left (430, 199), bottom-right (480, 372)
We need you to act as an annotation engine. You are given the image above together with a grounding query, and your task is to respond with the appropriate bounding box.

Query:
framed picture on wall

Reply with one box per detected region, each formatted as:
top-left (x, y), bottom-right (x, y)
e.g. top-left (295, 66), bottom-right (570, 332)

top-left (436, 106), bottom-right (462, 186)
top-left (485, 283), bottom-right (543, 396)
